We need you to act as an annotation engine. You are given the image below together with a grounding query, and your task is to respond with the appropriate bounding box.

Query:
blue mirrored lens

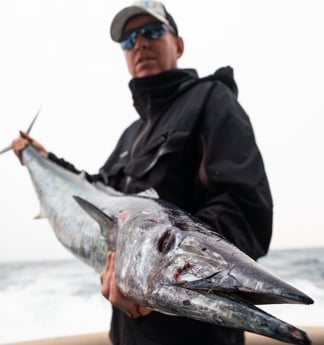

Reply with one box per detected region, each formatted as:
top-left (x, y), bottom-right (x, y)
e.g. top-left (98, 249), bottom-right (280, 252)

top-left (120, 22), bottom-right (167, 50)
top-left (121, 31), bottom-right (137, 50)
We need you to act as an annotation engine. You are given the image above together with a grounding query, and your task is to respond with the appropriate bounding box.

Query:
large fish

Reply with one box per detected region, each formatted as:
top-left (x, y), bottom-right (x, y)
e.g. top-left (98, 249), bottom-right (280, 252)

top-left (1, 120), bottom-right (314, 345)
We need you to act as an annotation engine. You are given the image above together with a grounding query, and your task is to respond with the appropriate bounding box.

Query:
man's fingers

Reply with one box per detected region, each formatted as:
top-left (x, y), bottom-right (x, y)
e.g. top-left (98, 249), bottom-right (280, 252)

top-left (122, 304), bottom-right (153, 319)
top-left (18, 131), bottom-right (48, 157)
top-left (11, 137), bottom-right (29, 165)
top-left (100, 251), bottom-right (115, 298)
top-left (105, 251), bottom-right (113, 270)
top-left (100, 271), bottom-right (105, 285)
top-left (110, 252), bottom-right (116, 269)
top-left (100, 251), bottom-right (153, 319)
top-left (19, 131), bottom-right (32, 141)
top-left (137, 306), bottom-right (153, 317)
top-left (12, 139), bottom-right (27, 152)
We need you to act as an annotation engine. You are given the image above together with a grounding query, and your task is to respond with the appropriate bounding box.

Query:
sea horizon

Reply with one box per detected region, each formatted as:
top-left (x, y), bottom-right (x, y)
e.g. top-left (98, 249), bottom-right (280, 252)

top-left (1, 244), bottom-right (322, 263)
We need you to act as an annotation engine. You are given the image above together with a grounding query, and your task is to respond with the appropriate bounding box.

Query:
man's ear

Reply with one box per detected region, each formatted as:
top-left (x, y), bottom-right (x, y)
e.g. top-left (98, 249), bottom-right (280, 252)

top-left (176, 36), bottom-right (184, 58)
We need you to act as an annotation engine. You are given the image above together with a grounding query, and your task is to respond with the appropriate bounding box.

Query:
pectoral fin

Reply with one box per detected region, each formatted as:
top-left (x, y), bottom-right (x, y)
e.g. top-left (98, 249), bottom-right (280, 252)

top-left (73, 195), bottom-right (117, 250)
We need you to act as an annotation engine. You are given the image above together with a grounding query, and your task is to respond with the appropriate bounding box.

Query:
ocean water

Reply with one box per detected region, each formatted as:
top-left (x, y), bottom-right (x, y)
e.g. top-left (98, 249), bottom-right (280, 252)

top-left (0, 260), bottom-right (110, 344)
top-left (0, 247), bottom-right (323, 344)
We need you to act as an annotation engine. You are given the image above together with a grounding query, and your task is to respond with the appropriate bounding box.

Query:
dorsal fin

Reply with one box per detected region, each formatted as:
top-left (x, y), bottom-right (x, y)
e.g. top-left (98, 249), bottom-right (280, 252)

top-left (137, 188), bottom-right (159, 199)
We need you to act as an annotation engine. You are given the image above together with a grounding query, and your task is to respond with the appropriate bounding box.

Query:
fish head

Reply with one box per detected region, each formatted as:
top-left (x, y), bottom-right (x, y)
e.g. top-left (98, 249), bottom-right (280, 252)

top-left (116, 205), bottom-right (312, 304)
top-left (114, 206), bottom-right (313, 344)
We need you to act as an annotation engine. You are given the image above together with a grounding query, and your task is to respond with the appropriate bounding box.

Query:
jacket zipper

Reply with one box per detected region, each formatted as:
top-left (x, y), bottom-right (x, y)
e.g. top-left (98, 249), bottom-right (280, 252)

top-left (124, 98), bottom-right (152, 192)
top-left (130, 97), bottom-right (151, 159)
top-left (198, 134), bottom-right (216, 192)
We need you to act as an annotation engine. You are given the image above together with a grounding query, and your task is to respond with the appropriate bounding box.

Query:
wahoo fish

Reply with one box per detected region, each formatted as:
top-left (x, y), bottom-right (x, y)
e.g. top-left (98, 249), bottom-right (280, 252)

top-left (1, 117), bottom-right (314, 345)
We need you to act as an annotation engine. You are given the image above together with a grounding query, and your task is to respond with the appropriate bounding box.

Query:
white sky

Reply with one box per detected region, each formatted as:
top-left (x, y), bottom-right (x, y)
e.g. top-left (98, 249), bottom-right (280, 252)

top-left (0, 0), bottom-right (323, 262)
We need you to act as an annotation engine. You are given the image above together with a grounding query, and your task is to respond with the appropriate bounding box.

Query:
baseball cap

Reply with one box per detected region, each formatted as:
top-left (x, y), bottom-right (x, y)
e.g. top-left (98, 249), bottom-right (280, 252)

top-left (110, 1), bottom-right (178, 42)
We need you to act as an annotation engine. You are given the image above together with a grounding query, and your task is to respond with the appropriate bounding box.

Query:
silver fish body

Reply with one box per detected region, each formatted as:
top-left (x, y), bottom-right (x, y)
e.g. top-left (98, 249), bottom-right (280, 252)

top-left (23, 145), bottom-right (113, 271)
top-left (22, 145), bottom-right (313, 345)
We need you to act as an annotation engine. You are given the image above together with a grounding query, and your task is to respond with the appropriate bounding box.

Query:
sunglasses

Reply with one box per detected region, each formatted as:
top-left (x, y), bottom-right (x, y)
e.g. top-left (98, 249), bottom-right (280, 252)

top-left (120, 22), bottom-right (168, 50)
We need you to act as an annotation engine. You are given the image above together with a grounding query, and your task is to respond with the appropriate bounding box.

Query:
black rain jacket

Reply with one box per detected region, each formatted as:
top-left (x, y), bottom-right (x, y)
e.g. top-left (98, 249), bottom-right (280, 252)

top-left (49, 67), bottom-right (273, 345)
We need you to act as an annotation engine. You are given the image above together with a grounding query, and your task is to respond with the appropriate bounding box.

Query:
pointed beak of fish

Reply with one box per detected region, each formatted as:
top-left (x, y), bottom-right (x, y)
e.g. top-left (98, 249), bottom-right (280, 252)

top-left (175, 260), bottom-right (313, 306)
top-left (171, 241), bottom-right (313, 306)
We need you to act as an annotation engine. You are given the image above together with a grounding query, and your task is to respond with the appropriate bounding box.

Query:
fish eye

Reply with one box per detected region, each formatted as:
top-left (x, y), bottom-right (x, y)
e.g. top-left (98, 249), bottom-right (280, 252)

top-left (158, 229), bottom-right (175, 254)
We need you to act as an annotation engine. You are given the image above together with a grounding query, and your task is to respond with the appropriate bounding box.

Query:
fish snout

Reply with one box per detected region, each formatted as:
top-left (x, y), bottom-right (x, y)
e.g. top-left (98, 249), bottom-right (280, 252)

top-left (179, 261), bottom-right (314, 306)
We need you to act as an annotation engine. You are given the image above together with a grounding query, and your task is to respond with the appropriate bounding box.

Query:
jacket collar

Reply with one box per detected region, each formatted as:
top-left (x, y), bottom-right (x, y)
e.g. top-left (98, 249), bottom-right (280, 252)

top-left (129, 69), bottom-right (199, 119)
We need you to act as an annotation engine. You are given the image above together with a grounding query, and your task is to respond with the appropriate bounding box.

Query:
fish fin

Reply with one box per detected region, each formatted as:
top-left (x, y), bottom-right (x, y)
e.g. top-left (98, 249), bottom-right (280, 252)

top-left (26, 107), bottom-right (42, 134)
top-left (0, 107), bottom-right (42, 155)
top-left (94, 182), bottom-right (124, 196)
top-left (73, 195), bottom-right (116, 240)
top-left (34, 212), bottom-right (45, 219)
top-left (0, 145), bottom-right (12, 155)
top-left (93, 184), bottom-right (159, 199)
top-left (137, 188), bottom-right (159, 199)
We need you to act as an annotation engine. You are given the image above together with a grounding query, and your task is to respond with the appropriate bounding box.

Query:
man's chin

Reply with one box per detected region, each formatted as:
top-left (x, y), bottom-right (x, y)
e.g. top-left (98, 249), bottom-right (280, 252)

top-left (135, 63), bottom-right (161, 78)
top-left (135, 70), bottom-right (158, 78)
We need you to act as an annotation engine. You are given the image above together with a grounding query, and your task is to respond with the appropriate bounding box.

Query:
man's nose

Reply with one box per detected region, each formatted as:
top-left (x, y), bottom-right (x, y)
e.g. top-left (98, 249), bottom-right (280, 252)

top-left (134, 33), bottom-right (150, 49)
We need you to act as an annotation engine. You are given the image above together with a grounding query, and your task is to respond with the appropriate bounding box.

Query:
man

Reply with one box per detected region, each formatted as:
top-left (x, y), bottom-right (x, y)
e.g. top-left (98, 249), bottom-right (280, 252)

top-left (12, 1), bottom-right (273, 344)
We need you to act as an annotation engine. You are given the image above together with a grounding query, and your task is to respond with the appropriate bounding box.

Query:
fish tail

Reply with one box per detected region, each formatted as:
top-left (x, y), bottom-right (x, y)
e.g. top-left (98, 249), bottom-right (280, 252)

top-left (0, 107), bottom-right (41, 155)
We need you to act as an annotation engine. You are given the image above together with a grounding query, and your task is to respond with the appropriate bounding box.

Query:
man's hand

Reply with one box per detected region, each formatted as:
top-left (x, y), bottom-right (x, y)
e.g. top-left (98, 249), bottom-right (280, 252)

top-left (100, 251), bottom-right (152, 319)
top-left (12, 131), bottom-right (48, 165)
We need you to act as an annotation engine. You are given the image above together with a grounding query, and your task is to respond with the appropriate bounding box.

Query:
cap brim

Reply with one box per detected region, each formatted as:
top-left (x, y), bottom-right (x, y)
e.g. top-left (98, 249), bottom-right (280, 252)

top-left (110, 5), bottom-right (169, 42)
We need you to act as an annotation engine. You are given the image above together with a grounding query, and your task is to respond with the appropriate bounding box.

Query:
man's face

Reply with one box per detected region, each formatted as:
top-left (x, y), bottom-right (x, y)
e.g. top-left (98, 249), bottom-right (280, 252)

top-left (122, 15), bottom-right (184, 78)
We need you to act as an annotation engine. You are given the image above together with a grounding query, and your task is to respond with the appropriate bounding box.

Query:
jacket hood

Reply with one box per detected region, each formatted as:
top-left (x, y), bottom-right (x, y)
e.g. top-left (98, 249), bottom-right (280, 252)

top-left (207, 66), bottom-right (238, 97)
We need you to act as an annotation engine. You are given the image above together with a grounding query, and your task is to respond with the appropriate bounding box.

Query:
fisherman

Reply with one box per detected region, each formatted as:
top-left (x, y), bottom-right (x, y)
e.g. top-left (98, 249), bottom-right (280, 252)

top-left (12, 1), bottom-right (273, 344)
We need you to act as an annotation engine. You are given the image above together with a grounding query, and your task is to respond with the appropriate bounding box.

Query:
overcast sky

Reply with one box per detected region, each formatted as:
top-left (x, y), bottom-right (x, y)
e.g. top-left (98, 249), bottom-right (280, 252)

top-left (0, 0), bottom-right (323, 262)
